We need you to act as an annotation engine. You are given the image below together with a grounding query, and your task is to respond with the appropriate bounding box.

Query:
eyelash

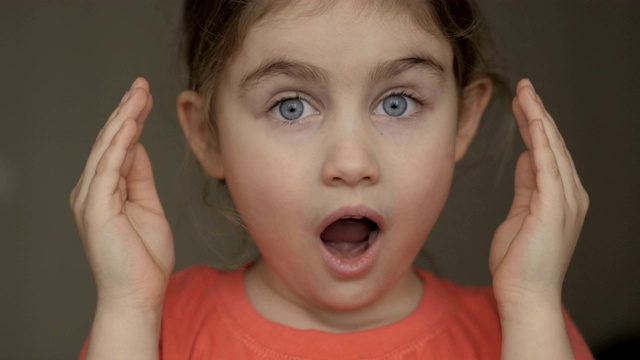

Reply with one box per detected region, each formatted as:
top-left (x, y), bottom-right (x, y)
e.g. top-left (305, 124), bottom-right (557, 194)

top-left (267, 89), bottom-right (427, 124)
top-left (267, 92), bottom-right (316, 125)
top-left (381, 90), bottom-right (424, 106)
top-left (267, 92), bottom-right (306, 109)
top-left (376, 89), bottom-right (426, 121)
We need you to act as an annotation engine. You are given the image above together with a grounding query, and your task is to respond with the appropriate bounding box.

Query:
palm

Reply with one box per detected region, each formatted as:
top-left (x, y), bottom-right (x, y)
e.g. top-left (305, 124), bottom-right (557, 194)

top-left (91, 145), bottom-right (174, 304)
top-left (489, 151), bottom-right (552, 295)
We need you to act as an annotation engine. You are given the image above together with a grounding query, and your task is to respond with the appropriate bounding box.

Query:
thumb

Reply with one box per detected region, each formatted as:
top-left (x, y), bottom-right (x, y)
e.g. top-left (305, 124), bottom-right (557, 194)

top-left (123, 143), bottom-right (164, 213)
top-left (509, 151), bottom-right (537, 216)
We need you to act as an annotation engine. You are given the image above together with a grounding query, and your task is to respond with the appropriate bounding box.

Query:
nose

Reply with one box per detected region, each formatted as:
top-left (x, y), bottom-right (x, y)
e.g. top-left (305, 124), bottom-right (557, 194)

top-left (320, 120), bottom-right (381, 187)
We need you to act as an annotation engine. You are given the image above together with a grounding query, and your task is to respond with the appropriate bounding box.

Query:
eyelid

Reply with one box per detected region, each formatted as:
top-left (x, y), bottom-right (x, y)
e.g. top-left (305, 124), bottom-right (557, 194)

top-left (370, 88), bottom-right (426, 119)
top-left (267, 91), bottom-right (316, 111)
top-left (267, 91), bottom-right (320, 123)
top-left (265, 88), bottom-right (426, 122)
top-left (375, 88), bottom-right (425, 108)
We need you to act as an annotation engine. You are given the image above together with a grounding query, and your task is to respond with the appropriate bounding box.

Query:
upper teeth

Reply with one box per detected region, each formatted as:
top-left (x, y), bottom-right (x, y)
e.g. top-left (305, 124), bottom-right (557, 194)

top-left (341, 216), bottom-right (363, 219)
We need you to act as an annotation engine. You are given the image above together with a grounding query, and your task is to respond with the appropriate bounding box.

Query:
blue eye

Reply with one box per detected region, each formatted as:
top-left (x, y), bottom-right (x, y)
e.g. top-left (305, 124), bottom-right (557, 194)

top-left (373, 93), bottom-right (418, 118)
top-left (271, 96), bottom-right (317, 121)
top-left (279, 98), bottom-right (303, 120)
top-left (382, 95), bottom-right (407, 116)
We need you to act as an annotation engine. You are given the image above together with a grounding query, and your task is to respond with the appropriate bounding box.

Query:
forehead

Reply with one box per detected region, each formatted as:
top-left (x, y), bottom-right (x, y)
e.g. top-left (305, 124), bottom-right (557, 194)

top-left (225, 0), bottom-right (453, 85)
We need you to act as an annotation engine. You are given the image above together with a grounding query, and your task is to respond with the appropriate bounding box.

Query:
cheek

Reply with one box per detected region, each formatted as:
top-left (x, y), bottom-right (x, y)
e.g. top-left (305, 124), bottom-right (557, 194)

top-left (398, 151), bottom-right (454, 215)
top-left (219, 127), bottom-right (310, 237)
top-left (223, 153), bottom-right (308, 266)
top-left (387, 123), bottom-right (457, 235)
top-left (224, 151), bottom-right (292, 210)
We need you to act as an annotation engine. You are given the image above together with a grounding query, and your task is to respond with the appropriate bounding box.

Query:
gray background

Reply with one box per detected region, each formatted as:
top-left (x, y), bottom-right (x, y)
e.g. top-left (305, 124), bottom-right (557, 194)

top-left (1, 1), bottom-right (638, 358)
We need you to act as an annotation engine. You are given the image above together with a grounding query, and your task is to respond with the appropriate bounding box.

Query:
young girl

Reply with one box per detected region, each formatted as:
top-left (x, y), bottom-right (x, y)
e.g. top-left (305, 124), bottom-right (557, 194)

top-left (71, 0), bottom-right (592, 358)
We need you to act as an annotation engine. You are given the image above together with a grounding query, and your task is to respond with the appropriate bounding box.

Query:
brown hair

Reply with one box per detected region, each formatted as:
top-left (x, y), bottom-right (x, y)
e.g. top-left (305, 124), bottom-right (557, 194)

top-left (180, 0), bottom-right (512, 268)
top-left (182, 1), bottom-right (508, 108)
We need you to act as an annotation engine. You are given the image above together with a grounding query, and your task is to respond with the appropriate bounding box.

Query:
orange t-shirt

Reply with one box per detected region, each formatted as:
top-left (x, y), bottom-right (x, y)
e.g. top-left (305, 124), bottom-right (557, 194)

top-left (80, 265), bottom-right (594, 359)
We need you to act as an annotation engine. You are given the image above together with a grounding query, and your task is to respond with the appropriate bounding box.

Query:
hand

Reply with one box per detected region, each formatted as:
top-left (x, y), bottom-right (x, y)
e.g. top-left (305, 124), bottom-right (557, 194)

top-left (70, 77), bottom-right (174, 310)
top-left (489, 79), bottom-right (588, 309)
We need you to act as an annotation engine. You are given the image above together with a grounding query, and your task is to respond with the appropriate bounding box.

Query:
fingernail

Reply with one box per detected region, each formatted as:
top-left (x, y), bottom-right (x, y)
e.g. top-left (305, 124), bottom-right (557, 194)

top-left (528, 79), bottom-right (536, 93)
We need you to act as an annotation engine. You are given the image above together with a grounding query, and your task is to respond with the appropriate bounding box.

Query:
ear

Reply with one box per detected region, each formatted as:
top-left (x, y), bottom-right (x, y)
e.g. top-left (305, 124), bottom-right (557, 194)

top-left (454, 77), bottom-right (493, 162)
top-left (176, 90), bottom-right (225, 179)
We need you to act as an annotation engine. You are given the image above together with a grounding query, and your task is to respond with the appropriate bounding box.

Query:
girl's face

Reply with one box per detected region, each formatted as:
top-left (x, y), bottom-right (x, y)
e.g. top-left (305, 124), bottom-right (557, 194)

top-left (186, 1), bottom-right (489, 326)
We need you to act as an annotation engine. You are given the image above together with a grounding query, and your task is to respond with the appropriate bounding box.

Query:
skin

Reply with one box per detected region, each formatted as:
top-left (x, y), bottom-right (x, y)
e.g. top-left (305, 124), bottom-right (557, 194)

top-left (70, 1), bottom-right (588, 358)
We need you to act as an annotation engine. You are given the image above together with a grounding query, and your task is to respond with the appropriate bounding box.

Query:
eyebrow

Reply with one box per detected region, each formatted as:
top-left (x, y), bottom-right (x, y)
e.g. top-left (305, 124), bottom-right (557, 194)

top-left (369, 55), bottom-right (445, 84)
top-left (239, 54), bottom-right (445, 91)
top-left (240, 58), bottom-right (330, 90)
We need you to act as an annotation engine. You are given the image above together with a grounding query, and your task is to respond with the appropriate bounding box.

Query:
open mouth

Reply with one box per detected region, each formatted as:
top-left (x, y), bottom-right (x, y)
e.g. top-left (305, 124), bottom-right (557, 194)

top-left (320, 216), bottom-right (380, 259)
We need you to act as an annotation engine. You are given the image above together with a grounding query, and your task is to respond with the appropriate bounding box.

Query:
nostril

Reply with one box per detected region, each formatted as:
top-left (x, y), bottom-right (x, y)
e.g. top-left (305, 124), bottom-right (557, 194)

top-left (331, 174), bottom-right (374, 186)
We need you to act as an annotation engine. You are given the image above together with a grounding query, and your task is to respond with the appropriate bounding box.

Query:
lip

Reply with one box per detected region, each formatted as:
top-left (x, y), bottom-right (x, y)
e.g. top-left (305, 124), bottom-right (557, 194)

top-left (316, 205), bottom-right (385, 235)
top-left (316, 205), bottom-right (385, 279)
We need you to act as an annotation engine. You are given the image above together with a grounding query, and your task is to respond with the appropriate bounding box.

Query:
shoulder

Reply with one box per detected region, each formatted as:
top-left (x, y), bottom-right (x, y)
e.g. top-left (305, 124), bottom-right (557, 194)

top-left (163, 265), bottom-right (245, 313)
top-left (415, 270), bottom-right (593, 359)
top-left (161, 265), bottom-right (245, 357)
top-left (417, 269), bottom-right (499, 320)
top-left (165, 265), bottom-right (221, 296)
top-left (414, 269), bottom-right (502, 354)
top-left (163, 265), bottom-right (226, 321)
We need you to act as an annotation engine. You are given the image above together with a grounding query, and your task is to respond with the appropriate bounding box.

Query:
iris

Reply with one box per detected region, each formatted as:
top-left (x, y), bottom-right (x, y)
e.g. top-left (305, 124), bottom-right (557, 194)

top-left (382, 95), bottom-right (407, 117)
top-left (279, 98), bottom-right (304, 120)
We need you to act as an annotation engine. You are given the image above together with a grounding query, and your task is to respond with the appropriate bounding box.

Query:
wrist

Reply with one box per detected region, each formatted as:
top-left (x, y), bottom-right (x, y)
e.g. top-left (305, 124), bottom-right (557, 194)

top-left (93, 300), bottom-right (164, 342)
top-left (96, 294), bottom-right (165, 312)
top-left (494, 283), bottom-right (563, 315)
top-left (498, 299), bottom-right (575, 360)
top-left (497, 294), bottom-right (563, 325)
top-left (95, 298), bottom-right (164, 321)
top-left (87, 302), bottom-right (163, 359)
top-left (95, 281), bottom-right (167, 313)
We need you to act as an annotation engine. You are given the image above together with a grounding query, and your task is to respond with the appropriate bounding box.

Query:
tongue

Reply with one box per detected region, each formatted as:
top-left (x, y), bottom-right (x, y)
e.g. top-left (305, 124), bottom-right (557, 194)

top-left (321, 218), bottom-right (372, 242)
top-left (320, 219), bottom-right (373, 259)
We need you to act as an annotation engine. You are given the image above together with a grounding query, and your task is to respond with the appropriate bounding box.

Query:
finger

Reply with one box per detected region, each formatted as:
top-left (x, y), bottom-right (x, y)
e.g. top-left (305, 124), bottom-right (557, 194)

top-left (531, 91), bottom-right (585, 191)
top-left (529, 117), bottom-right (565, 216)
top-left (78, 88), bottom-right (145, 199)
top-left (100, 78), bottom-right (149, 135)
top-left (509, 151), bottom-right (537, 216)
top-left (105, 79), bottom-right (153, 175)
top-left (129, 91), bottom-right (154, 147)
top-left (512, 95), bottom-right (533, 150)
top-left (105, 90), bottom-right (133, 125)
top-left (77, 86), bottom-right (150, 203)
top-left (516, 80), bottom-right (562, 145)
top-left (516, 80), bottom-right (578, 197)
top-left (84, 119), bottom-right (138, 218)
top-left (526, 85), bottom-right (579, 173)
top-left (71, 88), bottom-right (133, 203)
top-left (517, 79), bottom-right (567, 157)
top-left (100, 78), bottom-right (150, 144)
